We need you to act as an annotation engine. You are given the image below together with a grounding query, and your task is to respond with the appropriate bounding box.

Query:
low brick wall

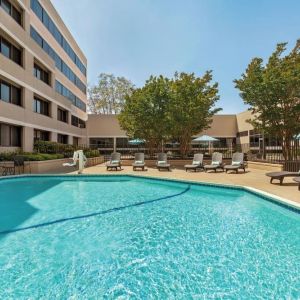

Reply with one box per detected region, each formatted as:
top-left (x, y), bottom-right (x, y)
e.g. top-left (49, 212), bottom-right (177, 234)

top-left (0, 156), bottom-right (105, 174)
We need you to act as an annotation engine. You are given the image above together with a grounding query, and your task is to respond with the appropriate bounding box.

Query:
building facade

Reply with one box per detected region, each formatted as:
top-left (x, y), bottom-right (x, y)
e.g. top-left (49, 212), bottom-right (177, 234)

top-left (0, 0), bottom-right (259, 155)
top-left (0, 0), bottom-right (88, 153)
top-left (87, 112), bottom-right (255, 154)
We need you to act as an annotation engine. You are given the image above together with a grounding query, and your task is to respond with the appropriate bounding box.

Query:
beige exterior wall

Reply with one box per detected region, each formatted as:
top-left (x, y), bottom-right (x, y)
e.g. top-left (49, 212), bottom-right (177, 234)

top-left (198, 115), bottom-right (237, 138)
top-left (87, 114), bottom-right (127, 138)
top-left (236, 110), bottom-right (254, 145)
top-left (0, 0), bottom-right (87, 152)
top-left (87, 112), bottom-right (251, 148)
top-left (87, 114), bottom-right (239, 141)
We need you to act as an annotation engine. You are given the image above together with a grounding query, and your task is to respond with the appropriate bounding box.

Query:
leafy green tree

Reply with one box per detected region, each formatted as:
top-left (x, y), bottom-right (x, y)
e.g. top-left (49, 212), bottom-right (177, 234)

top-left (119, 72), bottom-right (220, 156)
top-left (118, 75), bottom-right (172, 154)
top-left (88, 73), bottom-right (134, 114)
top-left (234, 40), bottom-right (300, 160)
top-left (169, 72), bottom-right (220, 156)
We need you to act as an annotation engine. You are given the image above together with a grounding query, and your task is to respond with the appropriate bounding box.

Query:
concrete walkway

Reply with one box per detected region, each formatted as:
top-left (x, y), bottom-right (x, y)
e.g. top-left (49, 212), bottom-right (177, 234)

top-left (79, 164), bottom-right (300, 205)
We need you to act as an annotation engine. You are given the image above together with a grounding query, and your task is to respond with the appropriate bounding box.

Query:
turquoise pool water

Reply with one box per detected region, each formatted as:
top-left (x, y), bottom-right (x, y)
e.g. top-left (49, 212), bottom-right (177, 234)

top-left (0, 176), bottom-right (299, 299)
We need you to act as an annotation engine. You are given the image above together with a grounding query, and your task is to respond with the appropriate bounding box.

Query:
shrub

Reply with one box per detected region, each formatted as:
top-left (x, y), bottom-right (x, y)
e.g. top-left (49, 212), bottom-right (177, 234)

top-left (22, 153), bottom-right (64, 161)
top-left (0, 152), bottom-right (64, 161)
top-left (34, 141), bottom-right (99, 158)
top-left (84, 150), bottom-right (100, 158)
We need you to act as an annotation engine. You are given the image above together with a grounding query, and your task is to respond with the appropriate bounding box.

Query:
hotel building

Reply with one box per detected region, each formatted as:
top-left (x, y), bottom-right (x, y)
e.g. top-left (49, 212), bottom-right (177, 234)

top-left (0, 0), bottom-right (88, 152)
top-left (0, 0), bottom-right (263, 156)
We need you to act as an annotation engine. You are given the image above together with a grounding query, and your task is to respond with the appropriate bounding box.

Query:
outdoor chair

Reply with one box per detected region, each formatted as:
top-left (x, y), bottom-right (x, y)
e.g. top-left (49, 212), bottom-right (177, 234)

top-left (132, 153), bottom-right (146, 171)
top-left (156, 153), bottom-right (171, 171)
top-left (293, 177), bottom-right (300, 191)
top-left (266, 171), bottom-right (300, 185)
top-left (224, 152), bottom-right (247, 173)
top-left (2, 156), bottom-right (25, 176)
top-left (204, 152), bottom-right (224, 172)
top-left (184, 153), bottom-right (204, 172)
top-left (106, 152), bottom-right (122, 171)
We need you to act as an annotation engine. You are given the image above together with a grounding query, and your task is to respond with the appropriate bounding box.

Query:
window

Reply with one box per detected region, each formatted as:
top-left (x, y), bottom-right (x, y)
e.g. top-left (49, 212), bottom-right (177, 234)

top-left (12, 6), bottom-right (21, 24)
top-left (89, 138), bottom-right (113, 149)
top-left (0, 38), bottom-right (10, 58)
top-left (30, 0), bottom-right (86, 76)
top-left (34, 129), bottom-right (49, 142)
top-left (30, 26), bottom-right (86, 94)
top-left (237, 131), bottom-right (248, 138)
top-left (116, 138), bottom-right (129, 148)
top-left (30, 0), bottom-right (42, 20)
top-left (30, 26), bottom-right (43, 47)
top-left (73, 137), bottom-right (79, 146)
top-left (0, 79), bottom-right (21, 106)
top-left (33, 97), bottom-right (50, 116)
top-left (57, 134), bottom-right (68, 144)
top-left (1, 0), bottom-right (22, 25)
top-left (11, 85), bottom-right (21, 105)
top-left (55, 80), bottom-right (86, 112)
top-left (34, 63), bottom-right (50, 85)
top-left (1, 0), bottom-right (10, 14)
top-left (0, 36), bottom-right (22, 65)
top-left (0, 81), bottom-right (9, 102)
top-left (0, 123), bottom-right (21, 147)
top-left (71, 115), bottom-right (86, 128)
top-left (57, 107), bottom-right (68, 123)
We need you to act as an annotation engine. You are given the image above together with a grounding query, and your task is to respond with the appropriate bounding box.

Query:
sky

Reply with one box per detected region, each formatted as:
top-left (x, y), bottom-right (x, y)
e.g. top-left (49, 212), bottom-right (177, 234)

top-left (51, 0), bottom-right (300, 113)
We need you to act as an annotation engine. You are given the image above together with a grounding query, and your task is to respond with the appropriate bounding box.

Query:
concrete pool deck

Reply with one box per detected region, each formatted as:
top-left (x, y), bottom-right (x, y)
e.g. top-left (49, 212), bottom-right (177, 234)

top-left (77, 164), bottom-right (300, 205)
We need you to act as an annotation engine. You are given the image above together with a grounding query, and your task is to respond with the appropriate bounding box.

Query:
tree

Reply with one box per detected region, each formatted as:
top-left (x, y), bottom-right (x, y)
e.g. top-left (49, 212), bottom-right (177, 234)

top-left (88, 73), bottom-right (134, 114)
top-left (118, 75), bottom-right (171, 154)
top-left (168, 72), bottom-right (220, 156)
top-left (234, 40), bottom-right (300, 160)
top-left (118, 72), bottom-right (220, 156)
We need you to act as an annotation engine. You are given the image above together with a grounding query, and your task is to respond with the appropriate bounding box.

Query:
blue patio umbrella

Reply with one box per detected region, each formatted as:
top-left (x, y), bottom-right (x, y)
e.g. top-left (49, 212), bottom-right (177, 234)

top-left (128, 139), bottom-right (145, 145)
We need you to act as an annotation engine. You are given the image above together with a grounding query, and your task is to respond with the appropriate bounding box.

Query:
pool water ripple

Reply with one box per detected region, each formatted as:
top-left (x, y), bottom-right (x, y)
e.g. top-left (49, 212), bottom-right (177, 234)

top-left (0, 176), bottom-right (299, 298)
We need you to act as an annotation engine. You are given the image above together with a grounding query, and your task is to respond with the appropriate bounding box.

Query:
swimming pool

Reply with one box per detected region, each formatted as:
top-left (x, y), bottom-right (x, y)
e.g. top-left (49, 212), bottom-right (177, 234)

top-left (0, 175), bottom-right (299, 298)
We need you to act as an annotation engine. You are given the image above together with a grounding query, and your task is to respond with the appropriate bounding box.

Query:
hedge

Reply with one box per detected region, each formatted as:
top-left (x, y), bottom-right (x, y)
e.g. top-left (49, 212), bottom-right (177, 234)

top-left (0, 153), bottom-right (64, 161)
top-left (34, 141), bottom-right (99, 158)
top-left (0, 141), bottom-right (99, 161)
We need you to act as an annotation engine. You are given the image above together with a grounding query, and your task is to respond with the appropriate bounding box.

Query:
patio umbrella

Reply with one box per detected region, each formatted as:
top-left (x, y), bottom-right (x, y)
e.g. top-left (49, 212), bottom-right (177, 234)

top-left (128, 139), bottom-right (145, 145)
top-left (192, 135), bottom-right (219, 142)
top-left (192, 135), bottom-right (219, 153)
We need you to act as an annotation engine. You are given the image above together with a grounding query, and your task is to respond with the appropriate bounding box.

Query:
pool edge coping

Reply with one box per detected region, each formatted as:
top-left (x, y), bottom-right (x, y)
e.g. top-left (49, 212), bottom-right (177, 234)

top-left (1, 173), bottom-right (299, 212)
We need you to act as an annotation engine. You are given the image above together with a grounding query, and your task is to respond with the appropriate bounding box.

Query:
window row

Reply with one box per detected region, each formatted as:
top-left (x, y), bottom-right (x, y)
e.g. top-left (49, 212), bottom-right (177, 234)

top-left (0, 0), bottom-right (22, 26)
top-left (0, 123), bottom-right (21, 147)
top-left (55, 80), bottom-right (86, 112)
top-left (71, 115), bottom-right (86, 129)
top-left (0, 35), bottom-right (22, 66)
top-left (30, 0), bottom-right (86, 76)
top-left (57, 133), bottom-right (68, 144)
top-left (30, 26), bottom-right (86, 94)
top-left (33, 63), bottom-right (50, 85)
top-left (0, 79), bottom-right (22, 106)
top-left (34, 129), bottom-right (50, 142)
top-left (34, 130), bottom-right (79, 146)
top-left (33, 95), bottom-right (86, 130)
